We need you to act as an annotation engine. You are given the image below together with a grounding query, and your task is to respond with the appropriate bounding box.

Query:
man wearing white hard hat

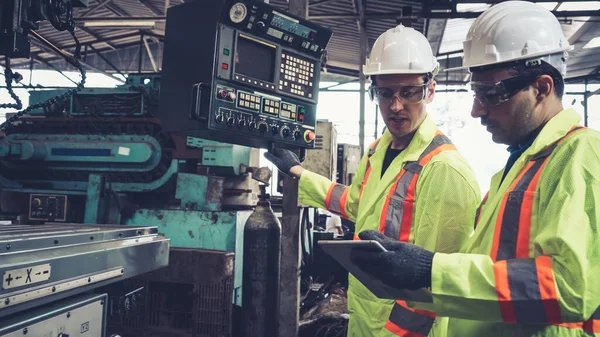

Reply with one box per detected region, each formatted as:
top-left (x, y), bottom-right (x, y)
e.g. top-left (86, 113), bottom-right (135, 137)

top-left (351, 2), bottom-right (600, 336)
top-left (265, 24), bottom-right (480, 336)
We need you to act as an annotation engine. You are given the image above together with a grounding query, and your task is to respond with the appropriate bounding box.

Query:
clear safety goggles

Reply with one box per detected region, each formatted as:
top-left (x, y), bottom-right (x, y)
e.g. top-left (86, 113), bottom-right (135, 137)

top-left (369, 83), bottom-right (430, 106)
top-left (469, 73), bottom-right (540, 107)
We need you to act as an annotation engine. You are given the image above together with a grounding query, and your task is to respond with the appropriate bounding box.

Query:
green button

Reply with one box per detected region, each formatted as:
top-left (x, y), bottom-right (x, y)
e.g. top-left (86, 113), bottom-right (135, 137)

top-left (223, 48), bottom-right (230, 55)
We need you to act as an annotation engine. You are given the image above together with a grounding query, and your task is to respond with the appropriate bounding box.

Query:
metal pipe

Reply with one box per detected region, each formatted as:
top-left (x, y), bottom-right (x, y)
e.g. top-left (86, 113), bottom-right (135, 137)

top-left (143, 38), bottom-right (158, 72)
top-left (584, 79), bottom-right (589, 127)
top-left (29, 32), bottom-right (125, 83)
top-left (138, 33), bottom-right (144, 74)
top-left (87, 44), bottom-right (126, 78)
top-left (374, 104), bottom-right (379, 140)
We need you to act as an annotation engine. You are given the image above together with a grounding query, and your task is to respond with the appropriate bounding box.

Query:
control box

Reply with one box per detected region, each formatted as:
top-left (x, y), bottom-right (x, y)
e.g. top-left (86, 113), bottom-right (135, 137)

top-left (29, 194), bottom-right (68, 221)
top-left (159, 0), bottom-right (332, 149)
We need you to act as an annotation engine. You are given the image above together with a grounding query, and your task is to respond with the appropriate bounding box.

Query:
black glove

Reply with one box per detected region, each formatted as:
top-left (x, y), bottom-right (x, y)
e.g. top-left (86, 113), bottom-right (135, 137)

top-left (263, 148), bottom-right (301, 176)
top-left (350, 230), bottom-right (434, 290)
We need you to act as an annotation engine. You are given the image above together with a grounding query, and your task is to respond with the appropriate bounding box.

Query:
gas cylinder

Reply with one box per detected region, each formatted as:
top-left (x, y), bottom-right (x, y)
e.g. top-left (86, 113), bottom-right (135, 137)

top-left (241, 184), bottom-right (281, 337)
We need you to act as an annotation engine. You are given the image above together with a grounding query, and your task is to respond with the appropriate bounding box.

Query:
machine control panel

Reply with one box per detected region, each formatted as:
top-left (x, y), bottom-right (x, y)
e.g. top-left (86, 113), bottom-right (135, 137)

top-left (159, 0), bottom-right (331, 149)
top-left (209, 82), bottom-right (316, 147)
top-left (221, 2), bottom-right (331, 59)
top-left (29, 194), bottom-right (68, 221)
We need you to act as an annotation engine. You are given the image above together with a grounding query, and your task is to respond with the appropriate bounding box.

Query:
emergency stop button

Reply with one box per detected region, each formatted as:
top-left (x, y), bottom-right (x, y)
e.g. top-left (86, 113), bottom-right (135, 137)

top-left (304, 130), bottom-right (315, 143)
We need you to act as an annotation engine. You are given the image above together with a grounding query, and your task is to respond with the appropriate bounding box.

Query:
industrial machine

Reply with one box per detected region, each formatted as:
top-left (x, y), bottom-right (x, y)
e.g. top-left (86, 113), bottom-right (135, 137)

top-left (159, 0), bottom-right (332, 149)
top-left (0, 0), bottom-right (332, 335)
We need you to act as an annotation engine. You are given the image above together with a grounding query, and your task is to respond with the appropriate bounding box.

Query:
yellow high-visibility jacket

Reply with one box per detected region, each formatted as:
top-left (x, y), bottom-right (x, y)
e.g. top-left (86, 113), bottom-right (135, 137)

top-left (299, 115), bottom-right (481, 337)
top-left (415, 108), bottom-right (600, 337)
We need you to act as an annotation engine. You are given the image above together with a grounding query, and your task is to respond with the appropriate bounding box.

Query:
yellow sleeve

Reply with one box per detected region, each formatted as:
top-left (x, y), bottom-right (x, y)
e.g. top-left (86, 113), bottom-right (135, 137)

top-left (298, 151), bottom-right (368, 223)
top-left (421, 133), bottom-right (600, 323)
top-left (414, 157), bottom-right (481, 253)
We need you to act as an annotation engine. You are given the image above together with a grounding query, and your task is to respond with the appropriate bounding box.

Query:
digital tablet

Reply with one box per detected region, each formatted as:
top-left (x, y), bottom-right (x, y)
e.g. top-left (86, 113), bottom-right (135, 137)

top-left (318, 240), bottom-right (433, 303)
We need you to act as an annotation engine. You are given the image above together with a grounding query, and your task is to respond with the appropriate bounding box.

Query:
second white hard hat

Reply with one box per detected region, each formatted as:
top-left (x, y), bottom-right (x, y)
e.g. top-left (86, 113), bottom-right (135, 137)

top-left (363, 24), bottom-right (439, 77)
top-left (457, 1), bottom-right (572, 71)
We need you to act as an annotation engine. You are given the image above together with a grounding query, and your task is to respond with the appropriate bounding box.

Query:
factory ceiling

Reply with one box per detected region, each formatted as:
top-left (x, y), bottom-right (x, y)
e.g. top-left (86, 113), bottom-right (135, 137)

top-left (7, 0), bottom-right (600, 85)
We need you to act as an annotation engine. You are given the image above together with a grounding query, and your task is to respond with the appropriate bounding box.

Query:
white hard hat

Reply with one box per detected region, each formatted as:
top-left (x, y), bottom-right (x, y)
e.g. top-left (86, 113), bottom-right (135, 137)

top-left (363, 24), bottom-right (439, 77)
top-left (452, 1), bottom-right (572, 72)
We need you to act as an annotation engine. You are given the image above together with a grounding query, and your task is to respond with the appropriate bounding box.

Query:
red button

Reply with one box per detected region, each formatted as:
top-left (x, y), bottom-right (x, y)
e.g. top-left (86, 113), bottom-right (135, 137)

top-left (298, 114), bottom-right (304, 122)
top-left (222, 63), bottom-right (229, 70)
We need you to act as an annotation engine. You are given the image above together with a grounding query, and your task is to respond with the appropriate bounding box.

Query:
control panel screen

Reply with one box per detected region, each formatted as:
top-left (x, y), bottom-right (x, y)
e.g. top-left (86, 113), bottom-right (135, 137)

top-left (271, 11), bottom-right (316, 39)
top-left (235, 34), bottom-right (276, 83)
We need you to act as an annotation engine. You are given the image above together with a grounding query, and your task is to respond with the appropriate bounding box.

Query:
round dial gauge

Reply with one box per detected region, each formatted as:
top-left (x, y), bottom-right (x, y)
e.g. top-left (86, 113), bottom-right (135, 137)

top-left (229, 3), bottom-right (248, 23)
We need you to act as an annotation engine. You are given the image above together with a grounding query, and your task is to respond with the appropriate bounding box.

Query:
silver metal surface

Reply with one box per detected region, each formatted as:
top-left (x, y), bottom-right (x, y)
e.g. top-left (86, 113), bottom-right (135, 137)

top-left (0, 293), bottom-right (107, 337)
top-left (0, 223), bottom-right (169, 318)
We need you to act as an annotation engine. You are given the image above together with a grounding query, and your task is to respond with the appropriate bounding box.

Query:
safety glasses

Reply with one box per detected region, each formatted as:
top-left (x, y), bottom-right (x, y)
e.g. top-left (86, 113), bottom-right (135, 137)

top-left (369, 83), bottom-right (430, 106)
top-left (469, 73), bottom-right (541, 107)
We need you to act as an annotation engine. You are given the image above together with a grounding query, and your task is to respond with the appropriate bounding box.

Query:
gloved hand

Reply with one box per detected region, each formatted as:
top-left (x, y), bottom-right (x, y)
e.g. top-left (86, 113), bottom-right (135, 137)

top-left (264, 148), bottom-right (301, 176)
top-left (350, 230), bottom-right (434, 290)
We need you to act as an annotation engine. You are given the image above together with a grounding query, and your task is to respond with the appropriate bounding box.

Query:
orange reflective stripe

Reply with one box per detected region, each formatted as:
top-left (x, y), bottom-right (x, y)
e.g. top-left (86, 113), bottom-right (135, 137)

top-left (494, 260), bottom-right (517, 323)
top-left (516, 160), bottom-right (548, 258)
top-left (494, 257), bottom-right (563, 324)
top-left (536, 256), bottom-right (561, 324)
top-left (493, 125), bottom-right (587, 262)
top-left (418, 143), bottom-right (456, 166)
top-left (384, 321), bottom-right (427, 337)
top-left (491, 161), bottom-right (536, 262)
top-left (557, 307), bottom-right (600, 333)
top-left (326, 184), bottom-right (349, 217)
top-left (358, 138), bottom-right (382, 199)
top-left (339, 187), bottom-right (350, 219)
top-left (380, 132), bottom-right (454, 242)
top-left (385, 300), bottom-right (435, 337)
top-left (399, 175), bottom-right (418, 242)
top-left (360, 166), bottom-right (372, 198)
top-left (324, 183), bottom-right (336, 210)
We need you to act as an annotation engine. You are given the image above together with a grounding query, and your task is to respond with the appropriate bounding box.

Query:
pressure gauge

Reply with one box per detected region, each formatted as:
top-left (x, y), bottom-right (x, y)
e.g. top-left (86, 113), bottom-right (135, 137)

top-left (229, 3), bottom-right (248, 23)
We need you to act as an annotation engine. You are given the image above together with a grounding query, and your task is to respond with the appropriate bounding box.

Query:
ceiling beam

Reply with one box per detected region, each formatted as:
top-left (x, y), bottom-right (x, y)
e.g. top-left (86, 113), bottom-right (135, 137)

top-left (137, 0), bottom-right (164, 15)
top-left (29, 33), bottom-right (125, 83)
top-left (80, 0), bottom-right (114, 16)
top-left (309, 9), bottom-right (600, 20)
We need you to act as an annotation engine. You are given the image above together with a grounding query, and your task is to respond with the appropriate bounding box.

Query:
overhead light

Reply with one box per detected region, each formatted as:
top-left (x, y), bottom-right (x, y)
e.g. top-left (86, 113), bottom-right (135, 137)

top-left (83, 20), bottom-right (157, 28)
top-left (456, 3), bottom-right (490, 12)
top-left (583, 36), bottom-right (600, 49)
top-left (534, 2), bottom-right (559, 11)
top-left (558, 1), bottom-right (600, 11)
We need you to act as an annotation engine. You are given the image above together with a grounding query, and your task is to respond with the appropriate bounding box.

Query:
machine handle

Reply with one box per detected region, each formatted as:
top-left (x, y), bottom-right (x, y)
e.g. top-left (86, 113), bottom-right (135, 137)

top-left (190, 82), bottom-right (211, 120)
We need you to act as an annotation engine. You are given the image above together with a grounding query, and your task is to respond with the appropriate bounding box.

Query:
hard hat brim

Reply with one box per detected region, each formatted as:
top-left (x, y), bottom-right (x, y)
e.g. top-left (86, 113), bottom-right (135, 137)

top-left (443, 46), bottom-right (573, 73)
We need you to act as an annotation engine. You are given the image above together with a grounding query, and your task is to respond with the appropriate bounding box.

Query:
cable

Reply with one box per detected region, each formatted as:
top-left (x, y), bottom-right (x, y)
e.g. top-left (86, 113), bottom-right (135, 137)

top-left (0, 30), bottom-right (86, 131)
top-left (0, 58), bottom-right (24, 110)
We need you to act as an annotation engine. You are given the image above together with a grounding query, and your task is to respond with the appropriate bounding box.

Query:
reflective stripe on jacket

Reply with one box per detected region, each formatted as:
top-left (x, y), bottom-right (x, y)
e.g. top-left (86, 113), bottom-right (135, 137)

top-left (417, 108), bottom-right (600, 337)
top-left (298, 115), bottom-right (481, 337)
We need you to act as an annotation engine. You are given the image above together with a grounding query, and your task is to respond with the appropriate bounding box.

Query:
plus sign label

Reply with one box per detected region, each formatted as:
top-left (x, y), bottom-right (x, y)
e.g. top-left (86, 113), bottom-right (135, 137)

top-left (2, 264), bottom-right (51, 290)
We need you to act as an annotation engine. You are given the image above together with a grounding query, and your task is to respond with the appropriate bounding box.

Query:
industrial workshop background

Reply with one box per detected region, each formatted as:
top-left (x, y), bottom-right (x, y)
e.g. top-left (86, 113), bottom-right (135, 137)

top-left (0, 0), bottom-right (599, 337)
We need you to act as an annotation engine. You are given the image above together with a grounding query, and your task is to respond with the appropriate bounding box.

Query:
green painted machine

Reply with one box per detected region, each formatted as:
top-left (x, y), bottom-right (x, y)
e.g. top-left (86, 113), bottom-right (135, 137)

top-left (0, 74), bottom-right (266, 307)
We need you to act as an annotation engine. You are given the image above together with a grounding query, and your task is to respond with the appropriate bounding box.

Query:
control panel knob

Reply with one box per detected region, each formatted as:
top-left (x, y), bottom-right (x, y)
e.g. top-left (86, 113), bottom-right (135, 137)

top-left (227, 117), bottom-right (235, 127)
top-left (258, 122), bottom-right (268, 133)
top-left (32, 198), bottom-right (42, 207)
top-left (281, 126), bottom-right (291, 138)
top-left (304, 130), bottom-right (316, 143)
top-left (293, 129), bottom-right (302, 140)
top-left (238, 119), bottom-right (247, 128)
top-left (215, 114), bottom-right (224, 124)
top-left (57, 333), bottom-right (70, 337)
top-left (249, 121), bottom-right (257, 131)
top-left (257, 21), bottom-right (266, 31)
top-left (271, 124), bottom-right (280, 135)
